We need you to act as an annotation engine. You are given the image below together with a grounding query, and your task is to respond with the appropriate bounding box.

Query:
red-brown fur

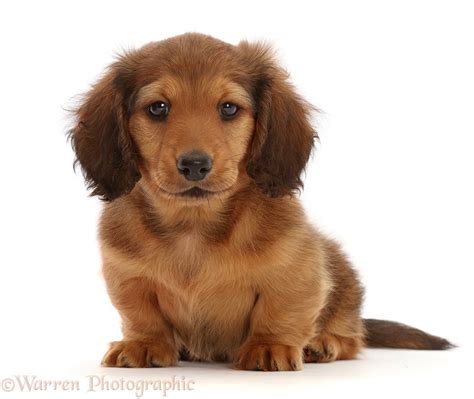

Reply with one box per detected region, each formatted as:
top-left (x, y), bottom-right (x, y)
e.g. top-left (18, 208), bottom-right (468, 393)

top-left (69, 33), bottom-right (452, 371)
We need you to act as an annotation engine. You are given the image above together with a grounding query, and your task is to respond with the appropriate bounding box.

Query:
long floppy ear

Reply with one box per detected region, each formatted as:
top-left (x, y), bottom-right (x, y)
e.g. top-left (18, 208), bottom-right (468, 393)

top-left (69, 60), bottom-right (141, 201)
top-left (239, 41), bottom-right (316, 197)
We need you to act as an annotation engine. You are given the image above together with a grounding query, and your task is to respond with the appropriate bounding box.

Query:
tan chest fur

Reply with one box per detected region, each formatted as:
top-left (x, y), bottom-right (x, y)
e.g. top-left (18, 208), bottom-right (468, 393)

top-left (153, 232), bottom-right (261, 359)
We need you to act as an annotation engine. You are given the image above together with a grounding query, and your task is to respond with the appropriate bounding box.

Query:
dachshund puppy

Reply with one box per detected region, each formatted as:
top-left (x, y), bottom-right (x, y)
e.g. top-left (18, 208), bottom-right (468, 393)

top-left (69, 33), bottom-right (451, 371)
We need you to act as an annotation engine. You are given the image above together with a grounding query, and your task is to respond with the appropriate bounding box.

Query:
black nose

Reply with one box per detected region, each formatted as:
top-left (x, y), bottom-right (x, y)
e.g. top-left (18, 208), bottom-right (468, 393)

top-left (177, 151), bottom-right (213, 181)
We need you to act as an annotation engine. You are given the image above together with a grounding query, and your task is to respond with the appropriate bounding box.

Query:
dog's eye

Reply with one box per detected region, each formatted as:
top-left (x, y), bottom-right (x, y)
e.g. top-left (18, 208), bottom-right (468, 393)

top-left (148, 101), bottom-right (170, 119)
top-left (220, 102), bottom-right (239, 120)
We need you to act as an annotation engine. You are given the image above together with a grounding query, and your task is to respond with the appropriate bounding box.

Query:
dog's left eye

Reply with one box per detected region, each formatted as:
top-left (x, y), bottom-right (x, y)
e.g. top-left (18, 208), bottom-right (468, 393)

top-left (220, 102), bottom-right (239, 119)
top-left (148, 101), bottom-right (170, 119)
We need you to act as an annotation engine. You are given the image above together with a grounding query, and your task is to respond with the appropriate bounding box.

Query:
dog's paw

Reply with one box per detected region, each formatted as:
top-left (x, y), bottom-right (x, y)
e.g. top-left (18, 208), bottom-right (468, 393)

top-left (101, 340), bottom-right (178, 368)
top-left (235, 342), bottom-right (303, 371)
top-left (304, 334), bottom-right (361, 363)
top-left (303, 343), bottom-right (335, 363)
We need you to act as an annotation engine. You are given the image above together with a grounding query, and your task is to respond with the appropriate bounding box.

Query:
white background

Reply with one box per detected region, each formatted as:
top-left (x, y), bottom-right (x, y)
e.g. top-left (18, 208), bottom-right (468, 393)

top-left (0, 1), bottom-right (473, 398)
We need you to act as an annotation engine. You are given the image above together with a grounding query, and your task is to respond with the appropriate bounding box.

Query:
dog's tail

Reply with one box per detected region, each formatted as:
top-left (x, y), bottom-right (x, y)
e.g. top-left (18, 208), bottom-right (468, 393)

top-left (363, 318), bottom-right (454, 350)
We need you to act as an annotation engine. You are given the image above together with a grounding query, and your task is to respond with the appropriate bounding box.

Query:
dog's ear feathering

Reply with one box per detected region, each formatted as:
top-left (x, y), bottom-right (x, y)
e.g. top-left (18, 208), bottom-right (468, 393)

top-left (239, 41), bottom-right (317, 198)
top-left (68, 58), bottom-right (141, 201)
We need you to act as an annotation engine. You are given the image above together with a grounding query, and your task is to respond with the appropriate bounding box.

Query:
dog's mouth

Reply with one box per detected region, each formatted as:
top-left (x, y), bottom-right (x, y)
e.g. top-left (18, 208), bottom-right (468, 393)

top-left (179, 187), bottom-right (212, 198)
top-left (157, 185), bottom-right (230, 199)
top-left (154, 178), bottom-right (234, 200)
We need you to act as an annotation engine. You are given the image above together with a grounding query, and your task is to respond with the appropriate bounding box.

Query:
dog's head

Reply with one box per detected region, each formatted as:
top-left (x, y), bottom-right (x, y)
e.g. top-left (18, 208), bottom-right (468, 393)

top-left (70, 33), bottom-right (315, 204)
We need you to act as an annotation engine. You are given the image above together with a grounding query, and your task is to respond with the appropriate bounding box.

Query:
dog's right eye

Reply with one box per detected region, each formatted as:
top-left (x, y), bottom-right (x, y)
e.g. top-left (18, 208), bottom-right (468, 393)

top-left (148, 101), bottom-right (170, 119)
top-left (220, 102), bottom-right (239, 120)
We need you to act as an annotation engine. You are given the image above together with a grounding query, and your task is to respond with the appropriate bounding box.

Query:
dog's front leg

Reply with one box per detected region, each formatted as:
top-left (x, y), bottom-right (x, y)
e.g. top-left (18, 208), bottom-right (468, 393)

top-left (101, 276), bottom-right (178, 368)
top-left (235, 281), bottom-right (324, 372)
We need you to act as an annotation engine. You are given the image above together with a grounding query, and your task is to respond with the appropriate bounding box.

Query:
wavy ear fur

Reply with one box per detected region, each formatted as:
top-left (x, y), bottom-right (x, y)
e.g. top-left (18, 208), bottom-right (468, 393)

top-left (239, 41), bottom-right (316, 197)
top-left (69, 60), bottom-right (141, 201)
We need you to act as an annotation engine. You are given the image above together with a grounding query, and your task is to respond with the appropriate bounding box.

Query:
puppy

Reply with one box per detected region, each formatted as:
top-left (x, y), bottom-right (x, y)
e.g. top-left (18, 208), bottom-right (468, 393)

top-left (69, 33), bottom-right (451, 371)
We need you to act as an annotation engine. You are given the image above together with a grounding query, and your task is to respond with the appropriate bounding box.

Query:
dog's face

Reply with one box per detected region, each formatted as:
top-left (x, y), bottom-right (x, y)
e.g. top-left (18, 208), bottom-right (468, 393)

top-left (70, 34), bottom-right (315, 204)
top-left (131, 73), bottom-right (254, 203)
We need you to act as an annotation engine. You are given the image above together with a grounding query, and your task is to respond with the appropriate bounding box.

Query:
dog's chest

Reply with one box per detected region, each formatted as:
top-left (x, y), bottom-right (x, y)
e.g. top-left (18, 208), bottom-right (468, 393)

top-left (155, 259), bottom-right (257, 360)
top-left (150, 229), bottom-right (263, 360)
top-left (174, 231), bottom-right (201, 260)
